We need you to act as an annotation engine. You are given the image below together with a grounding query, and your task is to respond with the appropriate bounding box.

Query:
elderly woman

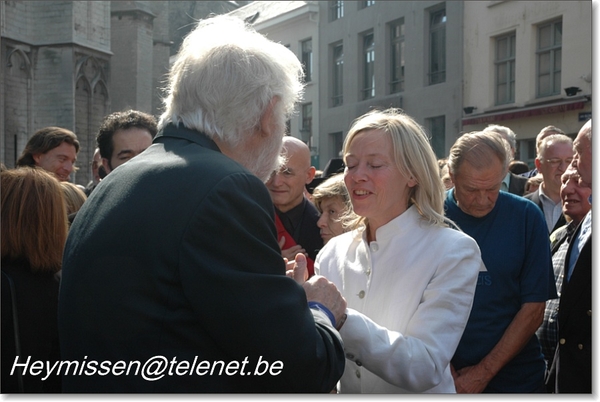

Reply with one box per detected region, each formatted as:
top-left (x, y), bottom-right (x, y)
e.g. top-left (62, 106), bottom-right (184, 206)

top-left (312, 173), bottom-right (355, 244)
top-left (315, 108), bottom-right (484, 393)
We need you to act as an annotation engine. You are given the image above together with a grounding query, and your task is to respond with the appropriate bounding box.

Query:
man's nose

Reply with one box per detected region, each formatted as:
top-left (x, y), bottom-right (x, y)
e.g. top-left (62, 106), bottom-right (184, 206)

top-left (63, 161), bottom-right (75, 173)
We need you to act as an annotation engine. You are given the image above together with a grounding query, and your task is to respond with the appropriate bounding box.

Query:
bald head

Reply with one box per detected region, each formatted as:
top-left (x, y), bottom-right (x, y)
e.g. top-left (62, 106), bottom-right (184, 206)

top-left (572, 119), bottom-right (592, 188)
top-left (536, 125), bottom-right (565, 154)
top-left (282, 136), bottom-right (311, 169)
top-left (267, 136), bottom-right (316, 212)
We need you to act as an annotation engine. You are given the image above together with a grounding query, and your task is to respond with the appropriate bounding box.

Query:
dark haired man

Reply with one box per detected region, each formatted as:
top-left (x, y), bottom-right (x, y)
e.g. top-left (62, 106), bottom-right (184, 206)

top-left (16, 126), bottom-right (79, 182)
top-left (96, 109), bottom-right (157, 174)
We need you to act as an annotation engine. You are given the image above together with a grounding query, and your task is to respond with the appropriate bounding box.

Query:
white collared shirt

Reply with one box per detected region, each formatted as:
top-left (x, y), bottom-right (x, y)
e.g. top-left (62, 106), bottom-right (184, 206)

top-left (538, 186), bottom-right (563, 232)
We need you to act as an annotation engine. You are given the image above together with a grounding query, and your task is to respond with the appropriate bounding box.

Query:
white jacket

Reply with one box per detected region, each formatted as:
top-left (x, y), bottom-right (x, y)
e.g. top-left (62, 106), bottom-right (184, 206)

top-left (315, 205), bottom-right (485, 393)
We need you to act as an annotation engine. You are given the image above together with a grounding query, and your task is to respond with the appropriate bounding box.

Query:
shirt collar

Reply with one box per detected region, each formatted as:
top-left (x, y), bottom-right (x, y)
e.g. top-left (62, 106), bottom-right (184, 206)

top-left (276, 197), bottom-right (307, 230)
top-left (502, 172), bottom-right (511, 189)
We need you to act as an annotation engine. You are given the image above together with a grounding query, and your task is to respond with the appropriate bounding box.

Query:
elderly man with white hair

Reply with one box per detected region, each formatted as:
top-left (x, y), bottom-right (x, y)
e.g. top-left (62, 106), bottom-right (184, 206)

top-left (58, 15), bottom-right (346, 393)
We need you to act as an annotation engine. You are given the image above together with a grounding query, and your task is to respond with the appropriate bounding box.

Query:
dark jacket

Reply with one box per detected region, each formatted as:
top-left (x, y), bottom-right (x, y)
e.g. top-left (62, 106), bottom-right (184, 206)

top-left (549, 225), bottom-right (592, 393)
top-left (1, 261), bottom-right (62, 393)
top-left (524, 190), bottom-right (567, 234)
top-left (58, 123), bottom-right (344, 392)
top-left (508, 172), bottom-right (528, 196)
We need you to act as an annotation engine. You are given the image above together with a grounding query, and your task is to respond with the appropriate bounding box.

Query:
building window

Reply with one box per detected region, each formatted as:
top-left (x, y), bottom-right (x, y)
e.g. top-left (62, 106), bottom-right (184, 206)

top-left (330, 132), bottom-right (344, 159)
top-left (390, 19), bottom-right (405, 93)
top-left (537, 19), bottom-right (562, 97)
top-left (428, 7), bottom-right (446, 85)
top-left (426, 116), bottom-right (445, 158)
top-left (362, 32), bottom-right (375, 100)
top-left (330, 1), bottom-right (344, 21)
top-left (301, 103), bottom-right (313, 146)
top-left (301, 39), bottom-right (313, 83)
top-left (495, 33), bottom-right (516, 105)
top-left (360, 0), bottom-right (375, 9)
top-left (332, 43), bottom-right (344, 107)
top-left (517, 138), bottom-right (537, 168)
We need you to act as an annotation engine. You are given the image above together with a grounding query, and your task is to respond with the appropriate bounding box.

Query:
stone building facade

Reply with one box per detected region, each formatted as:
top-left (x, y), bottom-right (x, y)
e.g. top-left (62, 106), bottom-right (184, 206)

top-left (461, 1), bottom-right (592, 166)
top-left (0, 1), bottom-right (246, 185)
top-left (1, 1), bottom-right (592, 179)
top-left (1, 1), bottom-right (111, 184)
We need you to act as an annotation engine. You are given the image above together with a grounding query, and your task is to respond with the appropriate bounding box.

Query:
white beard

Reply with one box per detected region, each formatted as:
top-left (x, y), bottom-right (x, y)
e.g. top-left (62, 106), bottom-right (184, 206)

top-left (238, 132), bottom-right (284, 183)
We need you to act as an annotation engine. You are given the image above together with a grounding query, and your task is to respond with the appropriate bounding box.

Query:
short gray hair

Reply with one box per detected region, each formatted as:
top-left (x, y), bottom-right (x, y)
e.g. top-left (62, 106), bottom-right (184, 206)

top-left (537, 134), bottom-right (573, 159)
top-left (448, 131), bottom-right (511, 176)
top-left (483, 124), bottom-right (516, 158)
top-left (158, 15), bottom-right (304, 147)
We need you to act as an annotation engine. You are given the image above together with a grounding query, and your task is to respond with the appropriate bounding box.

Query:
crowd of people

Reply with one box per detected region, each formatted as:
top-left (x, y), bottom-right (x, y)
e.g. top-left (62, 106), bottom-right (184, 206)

top-left (0, 14), bottom-right (592, 394)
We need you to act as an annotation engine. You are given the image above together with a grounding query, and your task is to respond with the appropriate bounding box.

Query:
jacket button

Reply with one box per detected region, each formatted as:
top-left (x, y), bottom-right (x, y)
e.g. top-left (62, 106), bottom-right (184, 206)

top-left (358, 290), bottom-right (365, 299)
top-left (559, 338), bottom-right (566, 345)
top-left (356, 369), bottom-right (361, 378)
top-left (356, 360), bottom-right (362, 367)
top-left (346, 353), bottom-right (355, 360)
top-left (578, 344), bottom-right (584, 350)
top-left (587, 310), bottom-right (592, 316)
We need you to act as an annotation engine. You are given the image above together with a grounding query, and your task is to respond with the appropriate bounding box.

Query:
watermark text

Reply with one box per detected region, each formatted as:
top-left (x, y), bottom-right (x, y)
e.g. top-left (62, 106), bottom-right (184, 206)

top-left (10, 355), bottom-right (283, 382)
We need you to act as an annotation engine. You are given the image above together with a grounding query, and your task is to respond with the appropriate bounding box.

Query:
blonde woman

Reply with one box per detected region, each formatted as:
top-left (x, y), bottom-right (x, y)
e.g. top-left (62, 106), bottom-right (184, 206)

top-left (60, 181), bottom-right (87, 216)
top-left (315, 108), bottom-right (484, 393)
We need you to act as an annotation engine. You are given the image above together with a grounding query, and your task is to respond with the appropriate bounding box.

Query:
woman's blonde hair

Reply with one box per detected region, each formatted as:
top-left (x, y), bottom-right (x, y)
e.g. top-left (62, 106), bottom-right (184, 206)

top-left (1, 167), bottom-right (68, 273)
top-left (342, 108), bottom-right (447, 228)
top-left (312, 173), bottom-right (357, 231)
top-left (60, 181), bottom-right (87, 216)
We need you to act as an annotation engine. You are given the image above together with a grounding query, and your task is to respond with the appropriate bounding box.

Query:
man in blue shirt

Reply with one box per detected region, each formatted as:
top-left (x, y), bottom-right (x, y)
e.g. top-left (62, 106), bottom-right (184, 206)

top-left (444, 131), bottom-right (557, 393)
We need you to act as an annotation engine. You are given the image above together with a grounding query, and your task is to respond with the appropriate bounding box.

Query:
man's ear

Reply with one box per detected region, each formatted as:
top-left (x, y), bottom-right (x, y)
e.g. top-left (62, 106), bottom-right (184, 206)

top-left (101, 158), bottom-right (112, 174)
top-left (32, 153), bottom-right (42, 165)
top-left (305, 166), bottom-right (316, 184)
top-left (534, 158), bottom-right (542, 171)
top-left (449, 171), bottom-right (456, 185)
top-left (259, 97), bottom-right (280, 138)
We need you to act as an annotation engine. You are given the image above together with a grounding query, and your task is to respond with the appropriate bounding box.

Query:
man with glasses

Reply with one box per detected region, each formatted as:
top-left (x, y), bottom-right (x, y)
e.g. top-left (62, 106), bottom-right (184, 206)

top-left (525, 134), bottom-right (573, 233)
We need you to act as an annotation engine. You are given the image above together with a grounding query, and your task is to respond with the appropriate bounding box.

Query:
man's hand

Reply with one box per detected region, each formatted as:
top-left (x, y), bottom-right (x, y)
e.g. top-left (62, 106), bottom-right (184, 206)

top-left (279, 237), bottom-right (306, 261)
top-left (286, 253), bottom-right (309, 284)
top-left (453, 364), bottom-right (493, 393)
top-left (303, 275), bottom-right (347, 328)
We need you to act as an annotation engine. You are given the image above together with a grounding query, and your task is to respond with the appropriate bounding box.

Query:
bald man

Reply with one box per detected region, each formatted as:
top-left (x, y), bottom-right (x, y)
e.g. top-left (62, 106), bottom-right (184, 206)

top-left (266, 136), bottom-right (322, 277)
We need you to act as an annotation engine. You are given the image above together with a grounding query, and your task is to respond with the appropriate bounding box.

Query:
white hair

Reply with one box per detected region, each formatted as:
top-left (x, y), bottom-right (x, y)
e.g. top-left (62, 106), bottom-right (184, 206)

top-left (483, 124), bottom-right (517, 157)
top-left (537, 134), bottom-right (573, 159)
top-left (158, 15), bottom-right (304, 147)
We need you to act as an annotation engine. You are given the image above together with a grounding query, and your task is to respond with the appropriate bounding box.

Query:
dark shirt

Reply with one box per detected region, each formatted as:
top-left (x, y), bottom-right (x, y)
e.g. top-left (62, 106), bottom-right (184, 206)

top-left (58, 123), bottom-right (344, 392)
top-left (2, 261), bottom-right (61, 393)
top-left (276, 197), bottom-right (323, 261)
